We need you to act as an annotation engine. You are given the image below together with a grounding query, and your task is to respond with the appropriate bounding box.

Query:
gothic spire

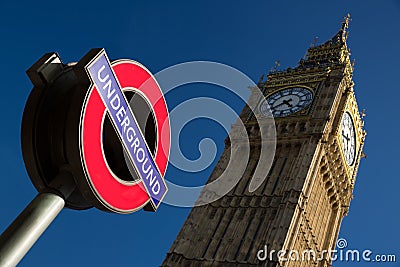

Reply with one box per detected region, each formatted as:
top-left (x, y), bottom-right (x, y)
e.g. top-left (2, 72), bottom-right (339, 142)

top-left (342, 13), bottom-right (351, 31)
top-left (322, 13), bottom-right (351, 46)
top-left (295, 14), bottom-right (352, 71)
top-left (262, 14), bottom-right (353, 84)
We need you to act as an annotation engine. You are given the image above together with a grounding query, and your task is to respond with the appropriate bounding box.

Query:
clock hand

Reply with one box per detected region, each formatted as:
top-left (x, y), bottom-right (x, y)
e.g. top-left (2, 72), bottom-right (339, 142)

top-left (282, 99), bottom-right (293, 107)
top-left (342, 130), bottom-right (350, 141)
top-left (273, 102), bottom-right (287, 108)
top-left (273, 99), bottom-right (293, 109)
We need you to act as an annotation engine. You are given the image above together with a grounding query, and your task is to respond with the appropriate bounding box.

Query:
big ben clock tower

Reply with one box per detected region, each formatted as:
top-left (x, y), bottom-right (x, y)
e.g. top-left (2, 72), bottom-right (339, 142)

top-left (162, 15), bottom-right (366, 267)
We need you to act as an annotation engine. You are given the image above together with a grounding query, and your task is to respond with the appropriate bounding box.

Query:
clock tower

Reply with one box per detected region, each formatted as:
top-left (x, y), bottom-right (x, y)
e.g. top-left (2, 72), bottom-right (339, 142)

top-left (162, 15), bottom-right (366, 267)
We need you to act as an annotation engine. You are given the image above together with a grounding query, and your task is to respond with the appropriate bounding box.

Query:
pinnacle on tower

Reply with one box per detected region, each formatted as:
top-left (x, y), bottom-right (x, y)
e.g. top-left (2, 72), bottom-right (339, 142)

top-left (297, 14), bottom-right (352, 71)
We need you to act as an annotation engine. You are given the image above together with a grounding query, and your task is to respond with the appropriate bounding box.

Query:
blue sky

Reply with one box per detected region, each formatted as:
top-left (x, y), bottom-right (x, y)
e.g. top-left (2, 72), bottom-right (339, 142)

top-left (0, 1), bottom-right (399, 266)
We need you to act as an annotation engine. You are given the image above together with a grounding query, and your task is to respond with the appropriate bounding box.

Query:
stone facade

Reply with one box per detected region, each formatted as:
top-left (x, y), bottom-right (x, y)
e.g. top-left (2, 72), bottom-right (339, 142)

top-left (162, 16), bottom-right (366, 267)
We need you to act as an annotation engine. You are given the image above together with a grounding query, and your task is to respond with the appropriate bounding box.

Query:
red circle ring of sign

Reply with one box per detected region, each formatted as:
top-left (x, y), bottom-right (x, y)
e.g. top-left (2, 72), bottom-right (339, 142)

top-left (81, 59), bottom-right (170, 213)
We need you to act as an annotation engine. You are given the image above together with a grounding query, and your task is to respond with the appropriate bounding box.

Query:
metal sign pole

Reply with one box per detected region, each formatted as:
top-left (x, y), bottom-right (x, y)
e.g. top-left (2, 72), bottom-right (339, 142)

top-left (0, 193), bottom-right (64, 266)
top-left (0, 173), bottom-right (75, 266)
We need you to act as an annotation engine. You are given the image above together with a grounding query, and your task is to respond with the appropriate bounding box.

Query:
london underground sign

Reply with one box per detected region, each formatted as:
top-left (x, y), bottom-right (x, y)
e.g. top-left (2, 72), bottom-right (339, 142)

top-left (83, 49), bottom-right (169, 212)
top-left (19, 48), bottom-right (170, 213)
top-left (0, 48), bottom-right (170, 265)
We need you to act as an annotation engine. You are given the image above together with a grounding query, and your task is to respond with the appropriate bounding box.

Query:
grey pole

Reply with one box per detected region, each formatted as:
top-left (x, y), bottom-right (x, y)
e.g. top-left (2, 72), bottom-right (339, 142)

top-left (0, 173), bottom-right (75, 267)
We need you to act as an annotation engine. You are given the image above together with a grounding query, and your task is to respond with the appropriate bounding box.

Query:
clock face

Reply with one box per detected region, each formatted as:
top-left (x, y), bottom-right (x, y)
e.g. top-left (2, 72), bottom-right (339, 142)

top-left (341, 112), bottom-right (356, 166)
top-left (260, 87), bottom-right (313, 117)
